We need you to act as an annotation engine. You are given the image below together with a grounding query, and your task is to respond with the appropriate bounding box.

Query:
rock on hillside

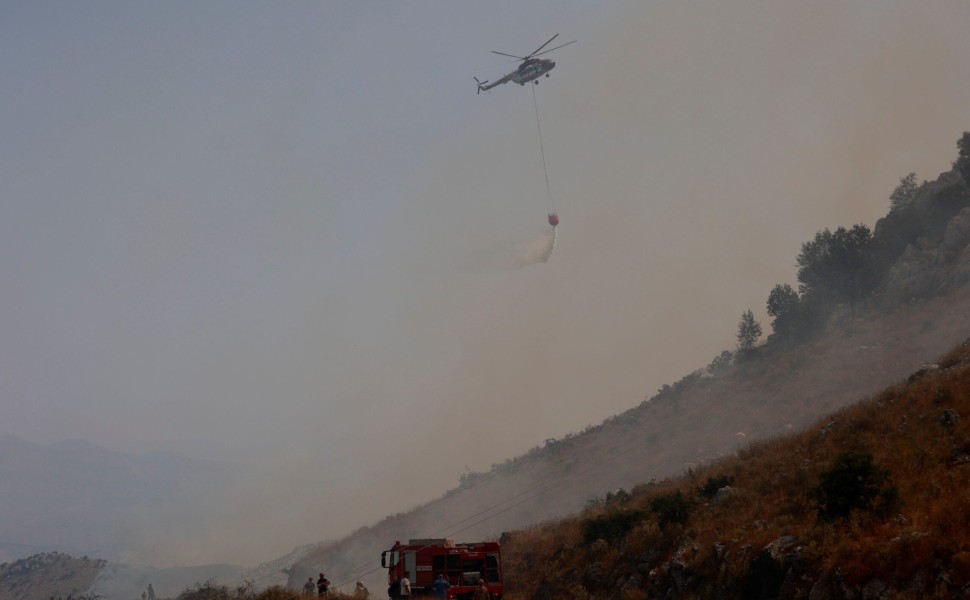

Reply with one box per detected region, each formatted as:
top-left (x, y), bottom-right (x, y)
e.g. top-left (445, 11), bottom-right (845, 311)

top-left (0, 552), bottom-right (105, 600)
top-left (878, 170), bottom-right (970, 298)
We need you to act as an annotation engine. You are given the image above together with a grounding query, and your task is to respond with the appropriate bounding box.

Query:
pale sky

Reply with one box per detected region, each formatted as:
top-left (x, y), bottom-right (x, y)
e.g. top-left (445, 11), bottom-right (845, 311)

top-left (2, 2), bottom-right (970, 565)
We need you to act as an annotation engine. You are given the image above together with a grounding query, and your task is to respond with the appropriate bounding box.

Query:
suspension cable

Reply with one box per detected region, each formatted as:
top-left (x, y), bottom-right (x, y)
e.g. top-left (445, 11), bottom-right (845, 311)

top-left (532, 83), bottom-right (552, 199)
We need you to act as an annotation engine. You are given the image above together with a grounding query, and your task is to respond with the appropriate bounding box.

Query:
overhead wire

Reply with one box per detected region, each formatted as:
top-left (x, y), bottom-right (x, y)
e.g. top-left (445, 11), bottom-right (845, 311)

top-left (220, 389), bottom-right (740, 600)
top-left (327, 403), bottom-right (718, 590)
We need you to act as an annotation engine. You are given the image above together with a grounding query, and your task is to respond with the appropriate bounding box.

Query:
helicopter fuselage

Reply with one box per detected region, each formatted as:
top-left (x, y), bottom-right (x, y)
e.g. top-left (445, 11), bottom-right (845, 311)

top-left (511, 58), bottom-right (556, 85)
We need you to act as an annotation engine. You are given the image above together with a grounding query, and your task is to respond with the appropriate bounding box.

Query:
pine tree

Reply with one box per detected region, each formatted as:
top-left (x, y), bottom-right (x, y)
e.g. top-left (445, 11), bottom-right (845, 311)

top-left (736, 309), bottom-right (762, 354)
top-left (956, 131), bottom-right (970, 184)
top-left (889, 172), bottom-right (918, 211)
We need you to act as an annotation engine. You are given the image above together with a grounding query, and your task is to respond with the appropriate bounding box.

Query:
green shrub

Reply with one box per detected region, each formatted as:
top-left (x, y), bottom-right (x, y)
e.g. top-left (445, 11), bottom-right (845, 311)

top-left (813, 451), bottom-right (897, 521)
top-left (582, 509), bottom-right (646, 545)
top-left (700, 475), bottom-right (735, 498)
top-left (649, 491), bottom-right (694, 528)
top-left (605, 488), bottom-right (632, 506)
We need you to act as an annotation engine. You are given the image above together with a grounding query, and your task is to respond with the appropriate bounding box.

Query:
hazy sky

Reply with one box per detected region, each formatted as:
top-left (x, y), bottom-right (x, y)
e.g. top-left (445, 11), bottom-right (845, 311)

top-left (3, 2), bottom-right (970, 565)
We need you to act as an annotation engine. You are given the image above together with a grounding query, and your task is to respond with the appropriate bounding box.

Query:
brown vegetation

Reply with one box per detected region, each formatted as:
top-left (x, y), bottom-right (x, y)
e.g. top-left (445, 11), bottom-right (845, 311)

top-left (500, 340), bottom-right (970, 599)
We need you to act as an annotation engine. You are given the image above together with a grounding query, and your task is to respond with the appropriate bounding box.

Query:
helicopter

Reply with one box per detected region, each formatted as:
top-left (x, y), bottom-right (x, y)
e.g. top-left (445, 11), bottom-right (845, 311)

top-left (474, 34), bottom-right (576, 94)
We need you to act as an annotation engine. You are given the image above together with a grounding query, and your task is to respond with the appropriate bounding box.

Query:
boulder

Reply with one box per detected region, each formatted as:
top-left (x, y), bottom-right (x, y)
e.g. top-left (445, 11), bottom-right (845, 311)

top-left (744, 536), bottom-right (802, 600)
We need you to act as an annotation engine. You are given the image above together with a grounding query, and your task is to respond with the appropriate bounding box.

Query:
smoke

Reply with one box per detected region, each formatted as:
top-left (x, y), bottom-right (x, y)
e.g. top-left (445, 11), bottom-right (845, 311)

top-left (510, 226), bottom-right (557, 269)
top-left (177, 2), bottom-right (970, 568)
top-left (5, 2), bottom-right (970, 572)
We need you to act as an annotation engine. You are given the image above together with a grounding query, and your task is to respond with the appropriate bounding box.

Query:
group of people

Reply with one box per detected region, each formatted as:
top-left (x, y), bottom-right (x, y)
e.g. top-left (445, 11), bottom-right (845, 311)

top-left (302, 573), bottom-right (368, 599)
top-left (300, 569), bottom-right (488, 599)
top-left (387, 572), bottom-right (489, 599)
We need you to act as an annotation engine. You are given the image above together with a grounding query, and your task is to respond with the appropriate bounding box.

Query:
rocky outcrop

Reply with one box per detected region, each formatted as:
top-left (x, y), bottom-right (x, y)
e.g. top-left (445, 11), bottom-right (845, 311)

top-left (743, 536), bottom-right (803, 600)
top-left (884, 206), bottom-right (970, 298)
top-left (882, 171), bottom-right (970, 299)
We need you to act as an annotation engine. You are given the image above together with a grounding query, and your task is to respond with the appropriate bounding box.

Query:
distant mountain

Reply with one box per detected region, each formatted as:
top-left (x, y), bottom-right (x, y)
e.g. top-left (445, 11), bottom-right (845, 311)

top-left (0, 552), bottom-right (106, 600)
top-left (0, 551), bottom-right (245, 600)
top-left (0, 436), bottom-right (239, 563)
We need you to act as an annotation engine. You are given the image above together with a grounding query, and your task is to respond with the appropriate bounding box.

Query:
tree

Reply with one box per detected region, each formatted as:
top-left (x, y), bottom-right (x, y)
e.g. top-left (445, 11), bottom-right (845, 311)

top-left (707, 349), bottom-right (734, 373)
top-left (956, 131), bottom-right (970, 185)
top-left (796, 224), bottom-right (874, 310)
top-left (736, 309), bottom-right (762, 354)
top-left (889, 172), bottom-right (918, 211)
top-left (766, 284), bottom-right (800, 339)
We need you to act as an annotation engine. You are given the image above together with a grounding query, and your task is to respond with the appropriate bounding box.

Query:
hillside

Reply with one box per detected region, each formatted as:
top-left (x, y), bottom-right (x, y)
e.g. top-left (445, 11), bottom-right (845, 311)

top-left (0, 552), bottom-right (105, 600)
top-left (271, 148), bottom-right (970, 592)
top-left (276, 286), bottom-right (970, 592)
top-left (500, 337), bottom-right (970, 598)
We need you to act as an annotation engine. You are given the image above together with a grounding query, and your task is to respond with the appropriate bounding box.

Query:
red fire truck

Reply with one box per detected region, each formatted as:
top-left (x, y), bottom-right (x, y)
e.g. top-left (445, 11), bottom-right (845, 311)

top-left (381, 539), bottom-right (502, 599)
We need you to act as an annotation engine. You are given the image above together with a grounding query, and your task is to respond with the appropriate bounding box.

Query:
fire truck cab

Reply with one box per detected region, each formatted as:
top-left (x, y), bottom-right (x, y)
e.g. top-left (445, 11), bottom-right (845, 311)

top-left (381, 538), bottom-right (502, 599)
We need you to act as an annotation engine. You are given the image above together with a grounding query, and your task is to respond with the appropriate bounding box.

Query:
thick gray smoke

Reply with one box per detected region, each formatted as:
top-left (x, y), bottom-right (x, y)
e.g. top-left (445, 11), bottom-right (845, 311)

top-left (4, 2), bottom-right (970, 574)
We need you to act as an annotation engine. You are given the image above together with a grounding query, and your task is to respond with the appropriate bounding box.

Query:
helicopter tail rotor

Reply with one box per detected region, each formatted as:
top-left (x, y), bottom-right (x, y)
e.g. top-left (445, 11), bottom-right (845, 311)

top-left (474, 77), bottom-right (489, 95)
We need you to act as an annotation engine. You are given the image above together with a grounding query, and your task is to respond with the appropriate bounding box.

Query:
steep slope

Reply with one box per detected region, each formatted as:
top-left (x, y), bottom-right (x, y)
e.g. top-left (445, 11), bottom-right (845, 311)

top-left (275, 164), bottom-right (970, 593)
top-left (501, 338), bottom-right (970, 598)
top-left (279, 286), bottom-right (970, 591)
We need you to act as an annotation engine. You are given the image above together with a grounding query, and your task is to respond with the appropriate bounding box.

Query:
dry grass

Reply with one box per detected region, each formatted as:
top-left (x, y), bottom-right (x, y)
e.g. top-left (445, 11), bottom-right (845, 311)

top-left (500, 339), bottom-right (970, 598)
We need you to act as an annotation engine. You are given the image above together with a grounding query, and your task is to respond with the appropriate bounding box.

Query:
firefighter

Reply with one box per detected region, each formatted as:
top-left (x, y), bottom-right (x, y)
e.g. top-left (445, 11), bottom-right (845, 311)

top-left (471, 579), bottom-right (489, 600)
top-left (432, 574), bottom-right (450, 599)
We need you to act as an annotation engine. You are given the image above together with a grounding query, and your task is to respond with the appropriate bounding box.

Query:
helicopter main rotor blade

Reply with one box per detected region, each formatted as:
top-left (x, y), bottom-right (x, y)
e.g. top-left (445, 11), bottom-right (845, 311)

top-left (531, 39), bottom-right (577, 58)
top-left (526, 33), bottom-right (559, 59)
top-left (491, 50), bottom-right (526, 59)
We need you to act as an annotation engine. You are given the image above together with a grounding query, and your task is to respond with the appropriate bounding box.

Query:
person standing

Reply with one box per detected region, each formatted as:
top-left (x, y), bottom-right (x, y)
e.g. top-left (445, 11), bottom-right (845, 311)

top-left (304, 577), bottom-right (316, 596)
top-left (353, 581), bottom-right (369, 599)
top-left (431, 574), bottom-right (450, 599)
top-left (399, 571), bottom-right (411, 599)
top-left (471, 579), bottom-right (489, 600)
top-left (317, 572), bottom-right (331, 596)
top-left (147, 584), bottom-right (155, 600)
